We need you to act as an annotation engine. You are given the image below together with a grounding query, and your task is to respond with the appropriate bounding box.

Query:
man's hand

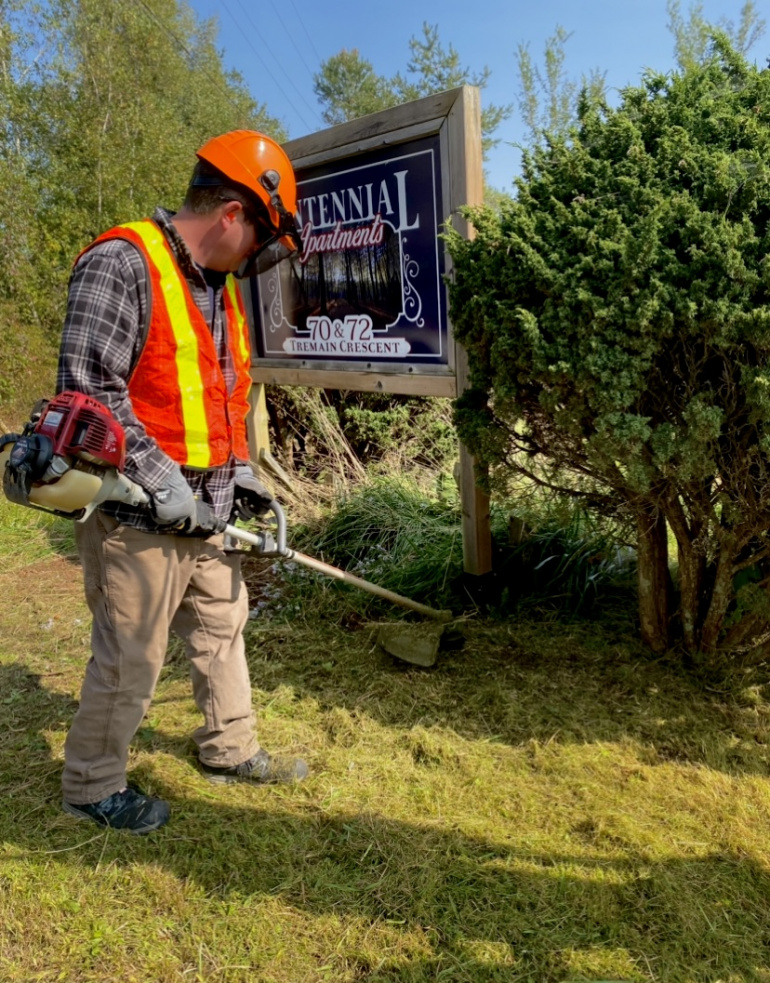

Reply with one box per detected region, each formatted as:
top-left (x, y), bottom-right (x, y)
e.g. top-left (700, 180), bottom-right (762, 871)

top-left (184, 500), bottom-right (227, 536)
top-left (154, 472), bottom-right (227, 535)
top-left (152, 469), bottom-right (196, 528)
top-left (233, 465), bottom-right (273, 521)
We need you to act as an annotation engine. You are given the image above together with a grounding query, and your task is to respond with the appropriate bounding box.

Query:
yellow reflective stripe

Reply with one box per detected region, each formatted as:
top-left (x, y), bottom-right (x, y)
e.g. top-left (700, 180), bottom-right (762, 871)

top-left (121, 221), bottom-right (211, 469)
top-left (225, 276), bottom-right (250, 366)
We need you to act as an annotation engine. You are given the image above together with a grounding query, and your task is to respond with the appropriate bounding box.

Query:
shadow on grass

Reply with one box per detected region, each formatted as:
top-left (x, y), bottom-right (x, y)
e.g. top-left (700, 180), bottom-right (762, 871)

top-left (1, 662), bottom-right (770, 981)
top-left (0, 665), bottom-right (766, 982)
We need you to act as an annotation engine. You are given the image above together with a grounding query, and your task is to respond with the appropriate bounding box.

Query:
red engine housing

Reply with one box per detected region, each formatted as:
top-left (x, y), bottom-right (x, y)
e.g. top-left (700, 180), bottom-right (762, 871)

top-left (35, 391), bottom-right (126, 470)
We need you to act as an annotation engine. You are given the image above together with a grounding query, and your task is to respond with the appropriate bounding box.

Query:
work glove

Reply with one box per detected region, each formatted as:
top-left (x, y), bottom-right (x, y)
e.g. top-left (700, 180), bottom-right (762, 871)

top-left (151, 468), bottom-right (196, 528)
top-left (233, 464), bottom-right (273, 521)
top-left (159, 498), bottom-right (227, 537)
top-left (182, 500), bottom-right (227, 536)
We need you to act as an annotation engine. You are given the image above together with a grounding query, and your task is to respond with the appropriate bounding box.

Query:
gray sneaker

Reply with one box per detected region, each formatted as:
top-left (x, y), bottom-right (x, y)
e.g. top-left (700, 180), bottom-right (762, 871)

top-left (199, 748), bottom-right (309, 785)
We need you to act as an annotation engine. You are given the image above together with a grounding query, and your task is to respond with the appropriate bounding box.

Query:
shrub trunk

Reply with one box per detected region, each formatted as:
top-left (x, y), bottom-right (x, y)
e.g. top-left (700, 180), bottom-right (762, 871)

top-left (636, 507), bottom-right (671, 653)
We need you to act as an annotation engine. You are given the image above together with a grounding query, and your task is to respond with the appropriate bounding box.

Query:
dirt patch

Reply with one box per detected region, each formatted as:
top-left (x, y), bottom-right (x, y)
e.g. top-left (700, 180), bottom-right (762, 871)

top-left (0, 554), bottom-right (83, 607)
top-left (0, 555), bottom-right (86, 666)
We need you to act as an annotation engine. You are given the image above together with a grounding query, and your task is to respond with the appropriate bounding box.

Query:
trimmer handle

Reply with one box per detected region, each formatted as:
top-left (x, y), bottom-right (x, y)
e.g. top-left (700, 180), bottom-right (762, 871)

top-left (222, 499), bottom-right (289, 557)
top-left (268, 499), bottom-right (287, 554)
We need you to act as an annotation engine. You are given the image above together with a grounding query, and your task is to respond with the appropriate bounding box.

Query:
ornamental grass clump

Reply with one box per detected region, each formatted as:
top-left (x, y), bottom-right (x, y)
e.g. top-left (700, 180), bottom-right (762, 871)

top-left (446, 35), bottom-right (770, 656)
top-left (499, 507), bottom-right (637, 618)
top-left (251, 477), bottom-right (464, 620)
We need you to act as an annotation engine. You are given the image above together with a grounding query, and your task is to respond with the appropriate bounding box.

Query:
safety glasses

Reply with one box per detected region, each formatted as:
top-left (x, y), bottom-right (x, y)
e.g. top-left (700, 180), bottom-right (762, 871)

top-left (235, 192), bottom-right (304, 279)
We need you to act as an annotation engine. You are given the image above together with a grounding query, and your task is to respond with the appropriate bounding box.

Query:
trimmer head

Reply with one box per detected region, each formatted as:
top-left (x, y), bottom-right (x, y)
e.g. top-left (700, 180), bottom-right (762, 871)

top-left (376, 622), bottom-right (446, 667)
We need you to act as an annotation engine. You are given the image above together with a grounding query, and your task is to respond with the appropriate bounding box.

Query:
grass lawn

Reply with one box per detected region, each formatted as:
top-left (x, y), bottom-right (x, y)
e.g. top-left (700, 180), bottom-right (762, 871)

top-left (1, 507), bottom-right (770, 982)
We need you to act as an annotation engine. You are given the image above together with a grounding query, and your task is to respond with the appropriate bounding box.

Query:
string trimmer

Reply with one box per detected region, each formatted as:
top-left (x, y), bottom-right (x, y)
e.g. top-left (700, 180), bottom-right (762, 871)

top-left (0, 393), bottom-right (452, 637)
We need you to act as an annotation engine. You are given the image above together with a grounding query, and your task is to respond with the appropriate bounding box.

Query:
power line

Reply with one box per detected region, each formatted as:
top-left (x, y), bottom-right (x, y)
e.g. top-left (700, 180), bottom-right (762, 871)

top-left (134, 0), bottom-right (324, 136)
top-left (286, 0), bottom-right (323, 68)
top-left (221, 0), bottom-right (322, 132)
top-left (269, 0), bottom-right (320, 85)
top-left (133, 0), bottom-right (246, 118)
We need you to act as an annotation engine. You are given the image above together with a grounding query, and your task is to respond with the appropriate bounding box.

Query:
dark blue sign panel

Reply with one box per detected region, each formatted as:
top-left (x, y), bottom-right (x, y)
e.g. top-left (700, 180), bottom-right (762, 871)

top-left (250, 135), bottom-right (447, 368)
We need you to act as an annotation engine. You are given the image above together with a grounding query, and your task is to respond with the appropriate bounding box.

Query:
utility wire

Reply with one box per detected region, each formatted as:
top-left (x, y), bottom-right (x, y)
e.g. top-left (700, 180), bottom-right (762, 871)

top-left (135, 0), bottom-right (323, 136)
top-left (221, 0), bottom-right (322, 132)
top-left (268, 0), bottom-right (320, 85)
top-left (133, 0), bottom-right (246, 118)
top-left (286, 0), bottom-right (324, 67)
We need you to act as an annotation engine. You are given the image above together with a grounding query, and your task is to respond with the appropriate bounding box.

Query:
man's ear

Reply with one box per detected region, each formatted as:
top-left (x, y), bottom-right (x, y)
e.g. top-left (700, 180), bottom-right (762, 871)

top-left (221, 200), bottom-right (243, 225)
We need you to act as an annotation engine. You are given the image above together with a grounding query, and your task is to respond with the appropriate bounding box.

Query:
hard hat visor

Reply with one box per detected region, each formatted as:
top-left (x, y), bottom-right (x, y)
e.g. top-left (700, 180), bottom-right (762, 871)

top-left (236, 235), bottom-right (297, 279)
top-left (235, 204), bottom-right (304, 280)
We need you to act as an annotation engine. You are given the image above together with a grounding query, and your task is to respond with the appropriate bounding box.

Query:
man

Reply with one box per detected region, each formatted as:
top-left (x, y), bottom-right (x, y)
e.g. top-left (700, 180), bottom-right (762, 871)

top-left (58, 130), bottom-right (308, 835)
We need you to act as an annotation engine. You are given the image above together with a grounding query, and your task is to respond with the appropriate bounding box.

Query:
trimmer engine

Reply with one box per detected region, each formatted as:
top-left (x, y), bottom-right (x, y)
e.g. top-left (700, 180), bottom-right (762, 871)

top-left (0, 392), bottom-right (143, 519)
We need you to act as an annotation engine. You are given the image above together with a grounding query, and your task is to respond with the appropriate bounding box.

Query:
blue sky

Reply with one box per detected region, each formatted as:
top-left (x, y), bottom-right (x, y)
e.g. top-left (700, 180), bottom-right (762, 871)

top-left (187, 0), bottom-right (766, 192)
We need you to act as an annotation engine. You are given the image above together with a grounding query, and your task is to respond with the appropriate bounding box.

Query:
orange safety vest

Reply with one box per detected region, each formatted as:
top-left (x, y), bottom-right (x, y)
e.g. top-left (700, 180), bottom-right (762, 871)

top-left (80, 220), bottom-right (252, 469)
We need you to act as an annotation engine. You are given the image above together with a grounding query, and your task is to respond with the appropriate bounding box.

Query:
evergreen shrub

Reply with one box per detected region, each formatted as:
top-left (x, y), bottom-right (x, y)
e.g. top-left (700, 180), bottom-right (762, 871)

top-left (446, 37), bottom-right (770, 655)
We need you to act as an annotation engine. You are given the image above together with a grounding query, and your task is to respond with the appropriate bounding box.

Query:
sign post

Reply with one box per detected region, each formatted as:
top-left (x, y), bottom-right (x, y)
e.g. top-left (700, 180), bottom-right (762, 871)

top-left (445, 87), bottom-right (492, 577)
top-left (244, 86), bottom-right (492, 575)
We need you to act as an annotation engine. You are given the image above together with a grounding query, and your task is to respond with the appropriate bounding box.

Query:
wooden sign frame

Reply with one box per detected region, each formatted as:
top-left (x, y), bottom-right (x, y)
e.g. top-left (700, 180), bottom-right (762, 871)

top-left (246, 85), bottom-right (482, 400)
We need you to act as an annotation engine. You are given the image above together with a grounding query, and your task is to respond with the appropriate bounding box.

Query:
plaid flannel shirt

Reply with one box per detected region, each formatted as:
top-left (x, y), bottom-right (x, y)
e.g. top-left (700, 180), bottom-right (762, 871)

top-left (57, 207), bottom-right (242, 531)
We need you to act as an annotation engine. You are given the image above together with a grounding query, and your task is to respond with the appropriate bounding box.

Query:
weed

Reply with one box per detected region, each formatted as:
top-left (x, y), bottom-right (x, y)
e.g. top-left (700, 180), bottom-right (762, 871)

top-left (493, 501), bottom-right (636, 618)
top-left (0, 497), bottom-right (77, 570)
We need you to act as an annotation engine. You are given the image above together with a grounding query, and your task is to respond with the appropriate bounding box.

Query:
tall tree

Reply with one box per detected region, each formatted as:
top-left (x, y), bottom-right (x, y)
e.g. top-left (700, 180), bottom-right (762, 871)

top-left (0, 0), bottom-right (50, 317)
top-left (0, 0), bottom-right (285, 332)
top-left (516, 2), bottom-right (764, 149)
top-left (313, 48), bottom-right (399, 125)
top-left (313, 23), bottom-right (512, 162)
top-left (516, 26), bottom-right (606, 147)
top-left (667, 0), bottom-right (764, 69)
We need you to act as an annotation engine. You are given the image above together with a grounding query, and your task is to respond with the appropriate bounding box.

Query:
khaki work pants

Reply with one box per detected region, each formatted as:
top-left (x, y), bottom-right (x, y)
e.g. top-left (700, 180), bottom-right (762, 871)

top-left (62, 511), bottom-right (258, 804)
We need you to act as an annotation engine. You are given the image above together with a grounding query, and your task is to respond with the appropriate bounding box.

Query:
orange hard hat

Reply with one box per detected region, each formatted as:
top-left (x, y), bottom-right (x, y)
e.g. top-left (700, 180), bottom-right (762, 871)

top-left (196, 130), bottom-right (298, 234)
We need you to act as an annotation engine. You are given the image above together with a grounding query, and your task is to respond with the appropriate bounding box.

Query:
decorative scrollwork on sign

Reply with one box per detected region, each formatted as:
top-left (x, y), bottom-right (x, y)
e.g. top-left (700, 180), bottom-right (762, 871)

top-left (400, 237), bottom-right (424, 327)
top-left (265, 268), bottom-right (290, 334)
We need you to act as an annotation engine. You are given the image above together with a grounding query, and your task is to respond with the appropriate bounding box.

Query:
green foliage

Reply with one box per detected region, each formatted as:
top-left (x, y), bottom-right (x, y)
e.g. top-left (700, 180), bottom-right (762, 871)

top-left (0, 0), bottom-right (285, 334)
top-left (446, 36), bottom-right (770, 654)
top-left (267, 477), bottom-right (464, 617)
top-left (396, 23), bottom-right (513, 156)
top-left (0, 302), bottom-right (58, 424)
top-left (313, 22), bottom-right (512, 162)
top-left (0, 495), bottom-right (76, 568)
top-left (516, 25), bottom-right (607, 147)
top-left (265, 385), bottom-right (457, 483)
top-left (312, 48), bottom-right (400, 125)
top-left (516, 4), bottom-right (765, 151)
top-left (667, 0), bottom-right (765, 70)
top-left (331, 392), bottom-right (456, 470)
top-left (496, 503), bottom-right (636, 618)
